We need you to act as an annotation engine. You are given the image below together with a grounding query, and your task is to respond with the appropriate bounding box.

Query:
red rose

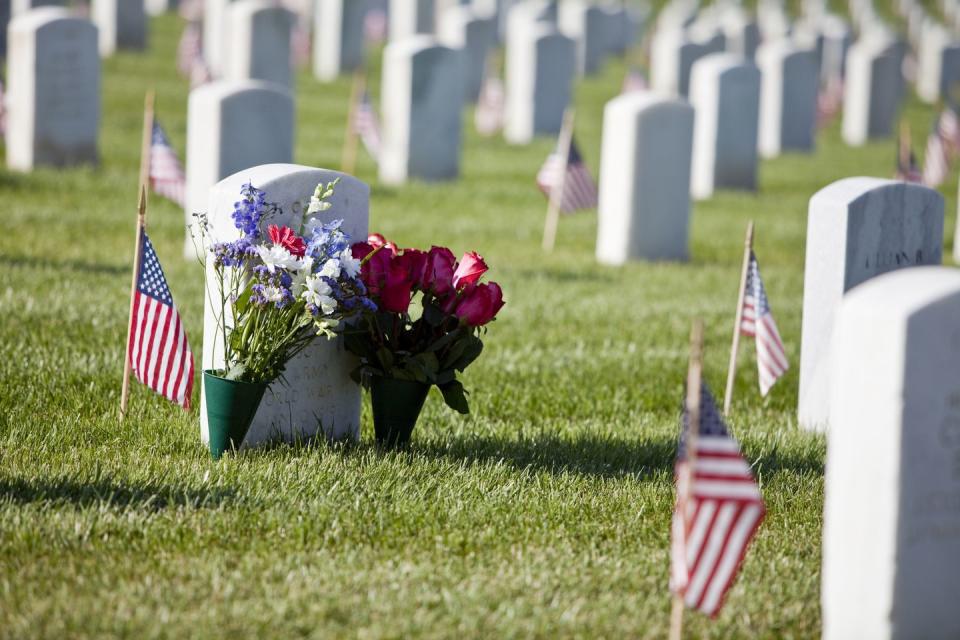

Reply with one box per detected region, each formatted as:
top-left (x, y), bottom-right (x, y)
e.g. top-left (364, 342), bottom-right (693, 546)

top-left (421, 246), bottom-right (457, 296)
top-left (397, 249), bottom-right (428, 286)
top-left (380, 261), bottom-right (414, 313)
top-left (384, 241), bottom-right (399, 255)
top-left (351, 241), bottom-right (375, 261)
top-left (268, 224), bottom-right (306, 257)
top-left (452, 251), bottom-right (488, 289)
top-left (455, 282), bottom-right (504, 326)
top-left (364, 248), bottom-right (393, 294)
top-left (367, 233), bottom-right (386, 248)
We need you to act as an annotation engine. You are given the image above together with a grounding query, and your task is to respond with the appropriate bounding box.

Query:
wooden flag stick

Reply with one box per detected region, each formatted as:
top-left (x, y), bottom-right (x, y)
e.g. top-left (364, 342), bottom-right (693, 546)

top-left (138, 89), bottom-right (156, 201)
top-left (341, 69), bottom-right (365, 176)
top-left (542, 108), bottom-right (576, 252)
top-left (120, 186), bottom-right (148, 421)
top-left (670, 319), bottom-right (705, 640)
top-left (723, 221), bottom-right (755, 415)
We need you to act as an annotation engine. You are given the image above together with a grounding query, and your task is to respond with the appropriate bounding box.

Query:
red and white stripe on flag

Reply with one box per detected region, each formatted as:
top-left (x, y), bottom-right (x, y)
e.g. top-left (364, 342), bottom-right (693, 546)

top-left (128, 230), bottom-right (194, 409)
top-left (150, 121), bottom-right (187, 208)
top-left (739, 252), bottom-right (788, 396)
top-left (536, 138), bottom-right (598, 213)
top-left (670, 387), bottom-right (765, 617)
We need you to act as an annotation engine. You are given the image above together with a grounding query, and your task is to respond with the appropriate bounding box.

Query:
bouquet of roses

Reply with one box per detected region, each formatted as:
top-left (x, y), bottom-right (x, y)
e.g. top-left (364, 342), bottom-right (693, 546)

top-left (344, 234), bottom-right (505, 414)
top-left (197, 180), bottom-right (375, 384)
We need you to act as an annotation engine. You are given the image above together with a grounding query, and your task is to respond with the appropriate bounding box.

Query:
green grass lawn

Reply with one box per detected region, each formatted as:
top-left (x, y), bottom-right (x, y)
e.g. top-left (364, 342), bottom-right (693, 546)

top-left (1, 12), bottom-right (956, 639)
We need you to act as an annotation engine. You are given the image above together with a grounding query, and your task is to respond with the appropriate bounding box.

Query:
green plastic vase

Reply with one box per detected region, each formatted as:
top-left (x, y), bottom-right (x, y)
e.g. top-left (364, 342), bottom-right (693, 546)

top-left (203, 370), bottom-right (269, 460)
top-left (370, 377), bottom-right (430, 447)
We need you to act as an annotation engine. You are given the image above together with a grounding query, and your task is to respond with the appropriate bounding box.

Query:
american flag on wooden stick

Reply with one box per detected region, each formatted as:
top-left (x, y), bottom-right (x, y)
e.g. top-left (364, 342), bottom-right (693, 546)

top-left (922, 108), bottom-right (960, 187)
top-left (739, 252), bottom-right (788, 396)
top-left (816, 76), bottom-right (843, 129)
top-left (621, 66), bottom-right (648, 94)
top-left (536, 136), bottom-right (598, 213)
top-left (149, 121), bottom-right (187, 208)
top-left (128, 230), bottom-right (195, 410)
top-left (895, 128), bottom-right (923, 183)
top-left (353, 89), bottom-right (381, 160)
top-left (670, 384), bottom-right (765, 617)
top-left (176, 21), bottom-right (203, 78)
top-left (475, 73), bottom-right (505, 136)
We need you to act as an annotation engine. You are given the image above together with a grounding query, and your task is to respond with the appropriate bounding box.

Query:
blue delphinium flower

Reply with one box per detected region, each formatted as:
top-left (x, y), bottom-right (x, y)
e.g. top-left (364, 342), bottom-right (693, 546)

top-left (232, 182), bottom-right (269, 239)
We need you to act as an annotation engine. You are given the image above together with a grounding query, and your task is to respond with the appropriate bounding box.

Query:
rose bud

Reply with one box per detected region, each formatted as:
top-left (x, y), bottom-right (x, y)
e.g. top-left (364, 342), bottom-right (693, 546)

top-left (452, 251), bottom-right (488, 289)
top-left (367, 233), bottom-right (387, 248)
top-left (380, 262), bottom-right (414, 313)
top-left (455, 282), bottom-right (504, 327)
top-left (421, 246), bottom-right (457, 296)
top-left (351, 241), bottom-right (375, 261)
top-left (396, 249), bottom-right (428, 286)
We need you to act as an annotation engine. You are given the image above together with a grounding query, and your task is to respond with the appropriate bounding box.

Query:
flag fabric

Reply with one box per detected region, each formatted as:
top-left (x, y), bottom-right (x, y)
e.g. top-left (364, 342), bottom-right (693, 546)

top-left (896, 134), bottom-right (923, 183)
top-left (816, 77), bottom-right (843, 129)
top-left (922, 108), bottom-right (960, 187)
top-left (291, 21), bottom-right (311, 68)
top-left (353, 89), bottom-right (381, 160)
top-left (0, 78), bottom-right (6, 138)
top-left (149, 121), bottom-right (187, 208)
top-left (364, 8), bottom-right (388, 44)
top-left (739, 252), bottom-right (788, 396)
top-left (621, 67), bottom-right (648, 94)
top-left (475, 74), bottom-right (505, 136)
top-left (128, 230), bottom-right (195, 410)
top-left (536, 137), bottom-right (599, 213)
top-left (176, 21), bottom-right (203, 78)
top-left (670, 384), bottom-right (765, 617)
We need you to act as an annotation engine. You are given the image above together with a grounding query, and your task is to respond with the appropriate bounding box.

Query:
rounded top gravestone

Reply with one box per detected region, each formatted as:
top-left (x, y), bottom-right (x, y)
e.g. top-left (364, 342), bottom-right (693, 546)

top-left (825, 266), bottom-right (960, 640)
top-left (799, 177), bottom-right (944, 431)
top-left (200, 164), bottom-right (370, 448)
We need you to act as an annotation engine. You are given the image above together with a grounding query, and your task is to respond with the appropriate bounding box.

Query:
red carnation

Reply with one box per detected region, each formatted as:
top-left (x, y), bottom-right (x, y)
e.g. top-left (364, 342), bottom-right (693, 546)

top-left (268, 225), bottom-right (306, 257)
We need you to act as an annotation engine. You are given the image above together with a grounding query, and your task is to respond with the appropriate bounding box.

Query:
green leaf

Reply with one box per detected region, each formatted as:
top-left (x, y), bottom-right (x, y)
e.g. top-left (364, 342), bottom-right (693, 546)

top-left (439, 381), bottom-right (470, 414)
top-left (452, 336), bottom-right (484, 372)
top-left (422, 302), bottom-right (444, 327)
top-left (376, 347), bottom-right (395, 370)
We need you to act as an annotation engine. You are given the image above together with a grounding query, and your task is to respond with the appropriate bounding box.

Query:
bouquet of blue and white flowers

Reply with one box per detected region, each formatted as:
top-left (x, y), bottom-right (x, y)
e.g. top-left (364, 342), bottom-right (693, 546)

top-left (196, 180), bottom-right (375, 384)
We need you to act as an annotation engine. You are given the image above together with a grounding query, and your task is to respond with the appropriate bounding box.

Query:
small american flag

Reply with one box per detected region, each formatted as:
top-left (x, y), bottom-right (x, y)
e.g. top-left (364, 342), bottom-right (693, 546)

top-left (670, 384), bottom-right (765, 617)
top-left (740, 252), bottom-right (788, 396)
top-left (816, 77), bottom-right (843, 129)
top-left (291, 21), bottom-right (311, 68)
top-left (0, 77), bottom-right (6, 138)
top-left (895, 133), bottom-right (923, 183)
top-left (128, 230), bottom-right (195, 410)
top-left (364, 8), bottom-right (388, 44)
top-left (621, 67), bottom-right (648, 94)
top-left (536, 137), bottom-right (598, 213)
top-left (475, 74), bottom-right (505, 137)
top-left (176, 21), bottom-right (203, 79)
top-left (353, 89), bottom-right (381, 160)
top-left (922, 108), bottom-right (959, 187)
top-left (150, 121), bottom-right (187, 208)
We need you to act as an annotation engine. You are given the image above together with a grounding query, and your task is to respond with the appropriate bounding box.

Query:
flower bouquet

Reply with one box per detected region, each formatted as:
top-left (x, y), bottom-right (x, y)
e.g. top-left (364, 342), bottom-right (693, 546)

top-left (345, 235), bottom-right (505, 446)
top-left (196, 180), bottom-right (374, 459)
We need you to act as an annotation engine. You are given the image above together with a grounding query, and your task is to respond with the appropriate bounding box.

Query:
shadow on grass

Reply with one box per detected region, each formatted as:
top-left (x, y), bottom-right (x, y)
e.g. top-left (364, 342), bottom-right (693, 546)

top-left (0, 253), bottom-right (128, 276)
top-left (408, 432), bottom-right (826, 480)
top-left (0, 476), bottom-right (238, 511)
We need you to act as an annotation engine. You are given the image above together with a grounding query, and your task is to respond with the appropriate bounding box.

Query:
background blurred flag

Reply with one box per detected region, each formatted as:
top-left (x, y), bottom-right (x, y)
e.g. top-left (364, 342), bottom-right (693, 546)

top-left (475, 73), bottom-right (505, 136)
top-left (176, 22), bottom-right (203, 78)
top-left (670, 385), bottom-right (765, 617)
top-left (739, 252), bottom-right (788, 396)
top-left (895, 127), bottom-right (923, 183)
top-left (364, 8), bottom-right (388, 44)
top-left (353, 89), bottom-right (382, 160)
top-left (149, 121), bottom-right (187, 208)
top-left (816, 77), bottom-right (843, 129)
top-left (128, 230), bottom-right (194, 410)
top-left (621, 67), bottom-right (648, 94)
top-left (291, 21), bottom-right (311, 68)
top-left (536, 137), bottom-right (598, 213)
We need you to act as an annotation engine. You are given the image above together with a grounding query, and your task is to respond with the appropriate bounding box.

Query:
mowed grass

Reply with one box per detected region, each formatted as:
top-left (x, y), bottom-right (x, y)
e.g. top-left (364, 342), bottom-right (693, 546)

top-left (1, 11), bottom-right (956, 639)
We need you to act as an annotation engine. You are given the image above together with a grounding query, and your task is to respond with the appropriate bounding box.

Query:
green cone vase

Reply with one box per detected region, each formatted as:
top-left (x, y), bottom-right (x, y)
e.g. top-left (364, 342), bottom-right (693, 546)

top-left (203, 370), bottom-right (269, 460)
top-left (370, 377), bottom-right (430, 447)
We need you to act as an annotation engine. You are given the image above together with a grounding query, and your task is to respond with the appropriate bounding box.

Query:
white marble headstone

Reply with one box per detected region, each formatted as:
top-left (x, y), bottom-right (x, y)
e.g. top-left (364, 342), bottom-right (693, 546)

top-left (596, 93), bottom-right (694, 264)
top-left (6, 8), bottom-right (100, 171)
top-left (438, 5), bottom-right (497, 102)
top-left (184, 81), bottom-right (295, 257)
top-left (313, 0), bottom-right (366, 82)
top-left (203, 0), bottom-right (228, 76)
top-left (799, 178), bottom-right (944, 431)
top-left (11, 0), bottom-right (65, 16)
top-left (757, 40), bottom-right (818, 157)
top-left (917, 23), bottom-right (960, 104)
top-left (389, 0), bottom-right (434, 39)
top-left (200, 163), bottom-right (369, 447)
top-left (842, 38), bottom-right (900, 146)
top-left (824, 266), bottom-right (960, 639)
top-left (651, 27), bottom-right (725, 98)
top-left (379, 37), bottom-right (463, 185)
top-left (690, 53), bottom-right (760, 200)
top-left (504, 21), bottom-right (575, 144)
top-left (224, 0), bottom-right (295, 89)
top-left (557, 0), bottom-right (607, 76)
top-left (92, 0), bottom-right (146, 56)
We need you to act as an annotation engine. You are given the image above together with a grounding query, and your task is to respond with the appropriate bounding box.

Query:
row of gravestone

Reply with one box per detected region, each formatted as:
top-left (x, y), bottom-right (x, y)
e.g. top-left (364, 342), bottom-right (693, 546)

top-left (195, 162), bottom-right (960, 638)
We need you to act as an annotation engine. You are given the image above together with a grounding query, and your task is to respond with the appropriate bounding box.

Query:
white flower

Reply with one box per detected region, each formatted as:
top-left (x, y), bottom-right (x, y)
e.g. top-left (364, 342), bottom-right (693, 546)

top-left (319, 258), bottom-right (341, 280)
top-left (307, 196), bottom-right (332, 214)
top-left (303, 275), bottom-right (337, 315)
top-left (291, 256), bottom-right (314, 296)
top-left (256, 244), bottom-right (301, 273)
top-left (340, 248), bottom-right (361, 278)
top-left (261, 286), bottom-right (285, 304)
